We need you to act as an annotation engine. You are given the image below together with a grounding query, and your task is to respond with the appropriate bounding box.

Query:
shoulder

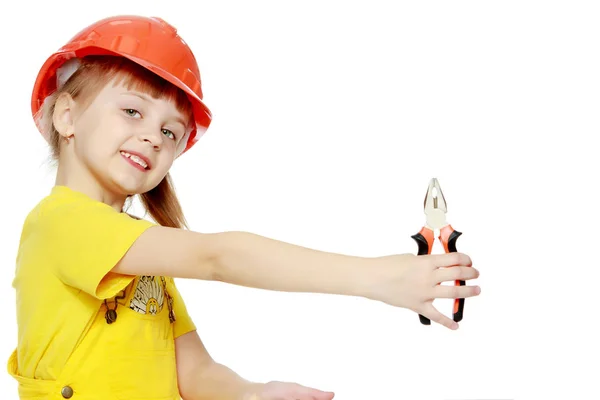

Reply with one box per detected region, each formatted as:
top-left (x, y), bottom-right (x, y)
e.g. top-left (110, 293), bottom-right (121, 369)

top-left (35, 186), bottom-right (155, 233)
top-left (38, 186), bottom-right (106, 217)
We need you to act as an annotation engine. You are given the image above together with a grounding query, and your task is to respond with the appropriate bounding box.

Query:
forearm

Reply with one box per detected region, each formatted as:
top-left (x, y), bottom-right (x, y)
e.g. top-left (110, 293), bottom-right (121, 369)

top-left (184, 360), bottom-right (261, 400)
top-left (209, 231), bottom-right (371, 297)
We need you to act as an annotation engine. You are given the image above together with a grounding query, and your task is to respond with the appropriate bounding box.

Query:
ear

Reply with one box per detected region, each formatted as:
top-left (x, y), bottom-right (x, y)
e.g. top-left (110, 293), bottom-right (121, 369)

top-left (52, 92), bottom-right (76, 139)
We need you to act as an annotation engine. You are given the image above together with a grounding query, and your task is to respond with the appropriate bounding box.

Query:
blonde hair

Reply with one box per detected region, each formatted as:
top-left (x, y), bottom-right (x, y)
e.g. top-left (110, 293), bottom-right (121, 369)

top-left (37, 55), bottom-right (193, 229)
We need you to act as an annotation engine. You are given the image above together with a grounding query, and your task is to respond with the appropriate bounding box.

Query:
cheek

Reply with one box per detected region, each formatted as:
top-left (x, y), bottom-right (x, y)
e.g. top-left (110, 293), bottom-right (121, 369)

top-left (156, 153), bottom-right (175, 172)
top-left (80, 115), bottom-right (126, 146)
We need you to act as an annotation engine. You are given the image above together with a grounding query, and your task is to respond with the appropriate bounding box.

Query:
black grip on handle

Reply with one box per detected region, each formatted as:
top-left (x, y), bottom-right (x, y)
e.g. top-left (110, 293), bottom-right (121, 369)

top-left (447, 230), bottom-right (461, 253)
top-left (411, 232), bottom-right (430, 256)
top-left (411, 232), bottom-right (431, 325)
top-left (447, 230), bottom-right (465, 322)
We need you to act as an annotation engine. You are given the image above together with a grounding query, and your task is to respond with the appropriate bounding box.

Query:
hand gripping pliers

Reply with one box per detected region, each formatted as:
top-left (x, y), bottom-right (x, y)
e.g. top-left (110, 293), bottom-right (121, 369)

top-left (411, 178), bottom-right (465, 325)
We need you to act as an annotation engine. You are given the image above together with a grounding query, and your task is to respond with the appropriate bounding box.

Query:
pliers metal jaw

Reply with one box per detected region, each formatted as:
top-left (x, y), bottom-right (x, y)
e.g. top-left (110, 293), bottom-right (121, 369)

top-left (411, 178), bottom-right (465, 325)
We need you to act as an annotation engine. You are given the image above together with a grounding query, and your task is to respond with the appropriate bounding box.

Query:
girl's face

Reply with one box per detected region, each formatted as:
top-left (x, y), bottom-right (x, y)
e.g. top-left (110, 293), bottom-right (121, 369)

top-left (55, 78), bottom-right (189, 203)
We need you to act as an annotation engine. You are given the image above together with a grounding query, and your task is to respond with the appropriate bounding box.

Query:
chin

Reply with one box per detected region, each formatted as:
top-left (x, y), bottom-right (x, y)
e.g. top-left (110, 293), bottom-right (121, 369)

top-left (109, 175), bottom-right (154, 197)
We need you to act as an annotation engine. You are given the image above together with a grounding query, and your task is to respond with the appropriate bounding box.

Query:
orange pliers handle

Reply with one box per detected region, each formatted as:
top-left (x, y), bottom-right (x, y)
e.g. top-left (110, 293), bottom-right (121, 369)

top-left (411, 225), bottom-right (464, 324)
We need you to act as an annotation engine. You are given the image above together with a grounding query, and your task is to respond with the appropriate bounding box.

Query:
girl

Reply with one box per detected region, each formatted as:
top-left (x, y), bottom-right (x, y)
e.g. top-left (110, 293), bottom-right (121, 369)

top-left (8, 15), bottom-right (480, 400)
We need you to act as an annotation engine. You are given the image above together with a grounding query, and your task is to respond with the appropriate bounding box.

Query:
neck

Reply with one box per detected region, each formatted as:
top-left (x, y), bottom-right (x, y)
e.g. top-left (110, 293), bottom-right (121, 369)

top-left (55, 156), bottom-right (127, 212)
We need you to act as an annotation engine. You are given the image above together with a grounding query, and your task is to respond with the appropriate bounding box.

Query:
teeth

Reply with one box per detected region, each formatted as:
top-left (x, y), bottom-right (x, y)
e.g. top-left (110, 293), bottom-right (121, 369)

top-left (121, 151), bottom-right (148, 169)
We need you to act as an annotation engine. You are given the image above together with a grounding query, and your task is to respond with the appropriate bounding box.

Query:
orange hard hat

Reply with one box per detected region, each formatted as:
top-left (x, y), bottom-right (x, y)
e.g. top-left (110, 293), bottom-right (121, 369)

top-left (31, 15), bottom-right (212, 156)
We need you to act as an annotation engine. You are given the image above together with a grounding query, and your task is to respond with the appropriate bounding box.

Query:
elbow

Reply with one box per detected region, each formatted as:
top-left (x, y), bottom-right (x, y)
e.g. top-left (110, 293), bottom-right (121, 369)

top-left (202, 231), bottom-right (243, 283)
top-left (201, 233), bottom-right (223, 283)
top-left (202, 251), bottom-right (221, 283)
top-left (187, 231), bottom-right (223, 282)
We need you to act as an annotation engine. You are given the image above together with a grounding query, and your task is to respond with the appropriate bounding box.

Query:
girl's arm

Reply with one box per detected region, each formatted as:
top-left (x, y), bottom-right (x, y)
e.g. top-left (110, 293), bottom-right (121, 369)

top-left (175, 330), bottom-right (259, 400)
top-left (175, 331), bottom-right (333, 400)
top-left (114, 227), bottom-right (371, 298)
top-left (114, 226), bottom-right (477, 330)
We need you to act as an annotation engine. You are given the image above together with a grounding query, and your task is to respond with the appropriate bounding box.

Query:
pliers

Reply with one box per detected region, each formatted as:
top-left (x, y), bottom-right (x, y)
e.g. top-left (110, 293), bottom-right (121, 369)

top-left (411, 178), bottom-right (465, 325)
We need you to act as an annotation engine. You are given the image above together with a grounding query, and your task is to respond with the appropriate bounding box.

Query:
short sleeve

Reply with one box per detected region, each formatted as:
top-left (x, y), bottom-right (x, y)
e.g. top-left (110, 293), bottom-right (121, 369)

top-left (42, 190), bottom-right (156, 299)
top-left (167, 277), bottom-right (196, 338)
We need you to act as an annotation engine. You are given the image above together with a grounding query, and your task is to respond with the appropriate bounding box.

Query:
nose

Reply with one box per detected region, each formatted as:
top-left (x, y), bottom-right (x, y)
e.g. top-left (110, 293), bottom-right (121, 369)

top-left (139, 127), bottom-right (164, 150)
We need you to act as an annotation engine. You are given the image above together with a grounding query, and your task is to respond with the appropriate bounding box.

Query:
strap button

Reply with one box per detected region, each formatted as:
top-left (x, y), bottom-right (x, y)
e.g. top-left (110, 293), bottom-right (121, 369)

top-left (61, 385), bottom-right (74, 398)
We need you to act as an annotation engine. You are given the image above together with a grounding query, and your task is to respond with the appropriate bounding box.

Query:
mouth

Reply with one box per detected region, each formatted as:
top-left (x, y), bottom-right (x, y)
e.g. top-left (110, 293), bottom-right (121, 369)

top-left (120, 150), bottom-right (151, 171)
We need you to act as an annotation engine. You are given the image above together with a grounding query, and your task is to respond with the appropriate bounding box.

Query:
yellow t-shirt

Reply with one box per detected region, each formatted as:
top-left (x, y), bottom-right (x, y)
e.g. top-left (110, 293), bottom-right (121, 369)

top-left (8, 185), bottom-right (196, 400)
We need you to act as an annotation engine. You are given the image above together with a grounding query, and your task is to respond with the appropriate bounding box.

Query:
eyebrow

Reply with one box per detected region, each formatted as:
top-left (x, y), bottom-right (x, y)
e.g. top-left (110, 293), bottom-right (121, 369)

top-left (120, 91), bottom-right (188, 128)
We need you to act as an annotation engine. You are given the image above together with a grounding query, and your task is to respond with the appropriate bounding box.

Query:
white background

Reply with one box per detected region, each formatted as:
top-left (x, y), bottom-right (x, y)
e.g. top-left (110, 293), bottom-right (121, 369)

top-left (1, 1), bottom-right (598, 399)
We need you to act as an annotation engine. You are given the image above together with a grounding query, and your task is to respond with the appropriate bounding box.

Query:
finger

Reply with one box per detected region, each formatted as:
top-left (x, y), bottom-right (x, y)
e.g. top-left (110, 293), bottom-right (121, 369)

top-left (428, 252), bottom-right (472, 269)
top-left (285, 393), bottom-right (333, 400)
top-left (434, 284), bottom-right (481, 299)
top-left (298, 386), bottom-right (335, 400)
top-left (420, 304), bottom-right (458, 330)
top-left (434, 266), bottom-right (479, 283)
top-left (309, 392), bottom-right (334, 400)
top-left (316, 391), bottom-right (335, 400)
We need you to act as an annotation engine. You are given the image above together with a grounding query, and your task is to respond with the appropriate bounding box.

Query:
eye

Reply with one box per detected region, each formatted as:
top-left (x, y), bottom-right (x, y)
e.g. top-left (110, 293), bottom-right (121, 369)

top-left (123, 109), bottom-right (141, 118)
top-left (162, 129), bottom-right (176, 140)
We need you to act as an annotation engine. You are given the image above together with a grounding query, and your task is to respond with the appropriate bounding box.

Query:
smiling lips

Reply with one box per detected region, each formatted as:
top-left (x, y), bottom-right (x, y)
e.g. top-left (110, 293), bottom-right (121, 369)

top-left (120, 151), bottom-right (151, 171)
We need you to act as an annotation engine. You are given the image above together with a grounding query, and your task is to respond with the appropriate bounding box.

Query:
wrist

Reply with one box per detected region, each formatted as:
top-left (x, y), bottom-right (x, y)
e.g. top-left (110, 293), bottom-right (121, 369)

top-left (354, 255), bottom-right (396, 302)
top-left (240, 382), bottom-right (265, 400)
top-left (191, 361), bottom-right (261, 400)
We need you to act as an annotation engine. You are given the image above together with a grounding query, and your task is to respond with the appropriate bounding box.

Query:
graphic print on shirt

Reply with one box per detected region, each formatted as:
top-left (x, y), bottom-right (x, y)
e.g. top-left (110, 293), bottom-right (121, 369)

top-left (129, 276), bottom-right (165, 315)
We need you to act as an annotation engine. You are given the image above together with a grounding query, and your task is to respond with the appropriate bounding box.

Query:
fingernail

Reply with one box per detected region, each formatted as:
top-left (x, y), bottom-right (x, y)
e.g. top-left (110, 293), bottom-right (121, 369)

top-left (476, 286), bottom-right (481, 294)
